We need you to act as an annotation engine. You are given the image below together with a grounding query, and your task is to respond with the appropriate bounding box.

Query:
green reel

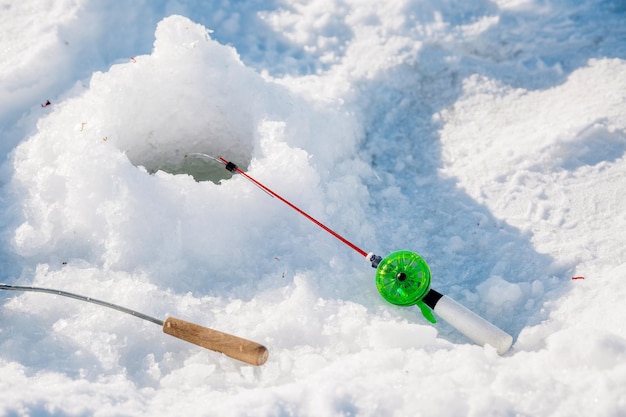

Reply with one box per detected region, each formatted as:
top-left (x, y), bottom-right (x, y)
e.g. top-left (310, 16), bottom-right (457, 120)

top-left (375, 250), bottom-right (436, 323)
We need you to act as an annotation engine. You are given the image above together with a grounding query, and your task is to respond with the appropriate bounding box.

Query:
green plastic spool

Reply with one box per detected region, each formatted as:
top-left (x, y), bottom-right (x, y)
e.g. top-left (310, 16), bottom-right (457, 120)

top-left (375, 250), bottom-right (436, 323)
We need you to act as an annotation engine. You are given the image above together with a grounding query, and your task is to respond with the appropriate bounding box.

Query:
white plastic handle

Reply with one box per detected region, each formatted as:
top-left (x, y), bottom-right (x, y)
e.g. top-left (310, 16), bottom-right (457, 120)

top-left (433, 295), bottom-right (513, 354)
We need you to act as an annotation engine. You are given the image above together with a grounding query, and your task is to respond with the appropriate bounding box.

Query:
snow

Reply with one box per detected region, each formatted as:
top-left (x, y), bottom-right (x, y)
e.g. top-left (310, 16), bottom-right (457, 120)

top-left (1, 0), bottom-right (625, 416)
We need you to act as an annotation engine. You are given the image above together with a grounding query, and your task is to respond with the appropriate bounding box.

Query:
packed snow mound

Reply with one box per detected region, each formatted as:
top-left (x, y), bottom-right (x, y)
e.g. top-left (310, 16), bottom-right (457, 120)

top-left (109, 15), bottom-right (260, 180)
top-left (43, 15), bottom-right (261, 182)
top-left (9, 15), bottom-right (371, 292)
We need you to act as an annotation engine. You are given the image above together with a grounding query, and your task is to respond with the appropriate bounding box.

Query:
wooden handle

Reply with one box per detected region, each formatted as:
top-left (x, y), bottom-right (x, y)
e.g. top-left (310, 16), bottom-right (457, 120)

top-left (162, 317), bottom-right (269, 366)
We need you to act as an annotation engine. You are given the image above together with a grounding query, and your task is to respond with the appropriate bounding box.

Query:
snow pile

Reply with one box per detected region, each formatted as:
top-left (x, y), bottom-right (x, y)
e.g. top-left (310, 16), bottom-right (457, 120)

top-left (8, 15), bottom-right (368, 291)
top-left (1, 1), bottom-right (626, 416)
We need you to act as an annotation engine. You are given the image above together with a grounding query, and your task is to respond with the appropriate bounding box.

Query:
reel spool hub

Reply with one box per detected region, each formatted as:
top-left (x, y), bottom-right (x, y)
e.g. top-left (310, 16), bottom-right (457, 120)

top-left (375, 250), bottom-right (436, 323)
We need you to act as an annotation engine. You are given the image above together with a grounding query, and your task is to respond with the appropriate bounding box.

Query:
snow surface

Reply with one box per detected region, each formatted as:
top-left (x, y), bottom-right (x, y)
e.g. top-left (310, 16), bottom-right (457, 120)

top-left (1, 0), bottom-right (626, 416)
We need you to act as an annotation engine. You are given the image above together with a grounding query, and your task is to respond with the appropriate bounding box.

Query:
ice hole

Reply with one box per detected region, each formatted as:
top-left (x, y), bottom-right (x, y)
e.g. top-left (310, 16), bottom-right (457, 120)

top-left (117, 130), bottom-right (253, 184)
top-left (133, 151), bottom-right (250, 183)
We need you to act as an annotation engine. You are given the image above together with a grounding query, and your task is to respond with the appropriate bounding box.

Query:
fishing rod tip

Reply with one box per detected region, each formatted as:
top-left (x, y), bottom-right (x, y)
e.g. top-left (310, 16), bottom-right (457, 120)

top-left (183, 152), bottom-right (221, 163)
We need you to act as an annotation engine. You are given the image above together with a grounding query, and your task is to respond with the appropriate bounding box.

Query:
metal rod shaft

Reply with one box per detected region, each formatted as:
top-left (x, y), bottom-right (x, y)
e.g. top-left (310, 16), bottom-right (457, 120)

top-left (0, 283), bottom-right (164, 326)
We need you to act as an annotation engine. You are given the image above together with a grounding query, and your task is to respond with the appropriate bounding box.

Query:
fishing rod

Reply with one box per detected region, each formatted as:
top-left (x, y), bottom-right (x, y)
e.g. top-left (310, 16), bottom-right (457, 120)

top-left (189, 153), bottom-right (513, 354)
top-left (0, 283), bottom-right (269, 366)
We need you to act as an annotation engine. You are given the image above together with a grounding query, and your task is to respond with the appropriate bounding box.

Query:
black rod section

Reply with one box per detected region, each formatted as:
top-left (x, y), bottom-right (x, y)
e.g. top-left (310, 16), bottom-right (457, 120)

top-left (422, 288), bottom-right (444, 310)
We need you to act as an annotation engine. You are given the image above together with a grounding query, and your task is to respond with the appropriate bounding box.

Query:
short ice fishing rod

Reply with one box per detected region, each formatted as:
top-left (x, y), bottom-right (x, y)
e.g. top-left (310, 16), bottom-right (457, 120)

top-left (192, 154), bottom-right (513, 355)
top-left (0, 283), bottom-right (269, 366)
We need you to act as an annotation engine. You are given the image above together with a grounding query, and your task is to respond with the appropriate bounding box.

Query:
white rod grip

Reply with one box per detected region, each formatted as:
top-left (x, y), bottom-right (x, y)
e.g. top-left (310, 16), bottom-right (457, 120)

top-left (433, 295), bottom-right (513, 354)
